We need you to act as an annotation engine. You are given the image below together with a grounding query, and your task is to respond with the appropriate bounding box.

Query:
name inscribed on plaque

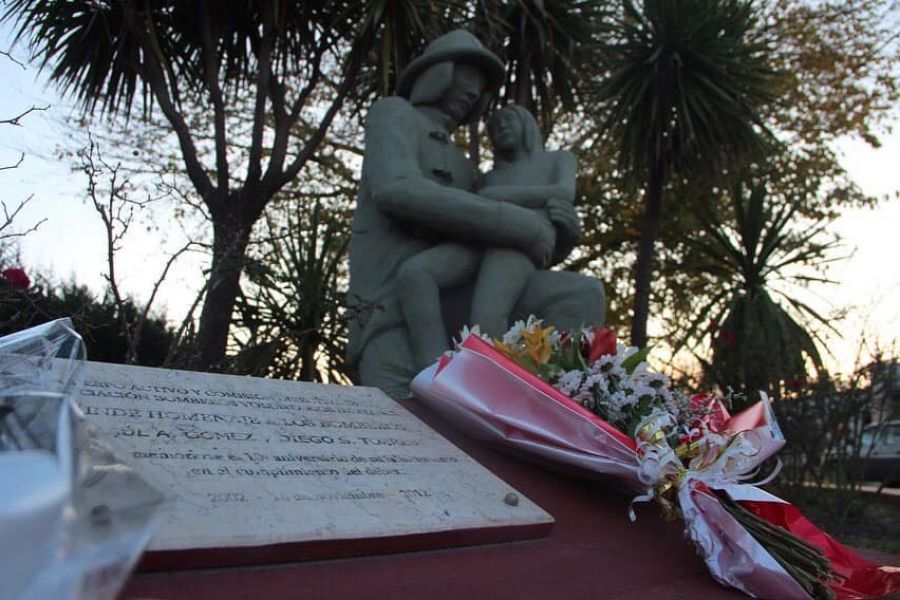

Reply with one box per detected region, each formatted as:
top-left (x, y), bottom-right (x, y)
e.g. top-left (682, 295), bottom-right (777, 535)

top-left (74, 361), bottom-right (551, 552)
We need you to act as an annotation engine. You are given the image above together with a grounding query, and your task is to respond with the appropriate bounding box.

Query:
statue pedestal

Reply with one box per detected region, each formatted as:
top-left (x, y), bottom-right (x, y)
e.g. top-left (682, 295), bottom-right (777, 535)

top-left (123, 398), bottom-right (748, 599)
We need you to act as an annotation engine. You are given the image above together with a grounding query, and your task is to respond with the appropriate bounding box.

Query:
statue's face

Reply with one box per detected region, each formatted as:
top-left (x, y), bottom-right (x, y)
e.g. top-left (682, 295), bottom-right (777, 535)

top-left (438, 63), bottom-right (488, 124)
top-left (488, 108), bottom-right (524, 153)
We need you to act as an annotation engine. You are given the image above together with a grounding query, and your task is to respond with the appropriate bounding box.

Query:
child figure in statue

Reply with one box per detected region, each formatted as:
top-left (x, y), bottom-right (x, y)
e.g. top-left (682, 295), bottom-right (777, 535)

top-left (396, 105), bottom-right (577, 369)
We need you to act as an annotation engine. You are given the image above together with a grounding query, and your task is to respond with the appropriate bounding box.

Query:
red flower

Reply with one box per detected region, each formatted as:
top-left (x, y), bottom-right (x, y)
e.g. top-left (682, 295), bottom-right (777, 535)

top-left (2, 267), bottom-right (30, 289)
top-left (584, 327), bottom-right (617, 363)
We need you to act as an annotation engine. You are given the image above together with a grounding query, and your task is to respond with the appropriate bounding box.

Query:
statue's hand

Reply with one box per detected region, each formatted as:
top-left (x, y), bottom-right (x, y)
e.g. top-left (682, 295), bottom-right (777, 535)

top-left (546, 198), bottom-right (581, 242)
top-left (521, 211), bottom-right (556, 268)
top-left (531, 217), bottom-right (557, 268)
top-left (496, 203), bottom-right (555, 268)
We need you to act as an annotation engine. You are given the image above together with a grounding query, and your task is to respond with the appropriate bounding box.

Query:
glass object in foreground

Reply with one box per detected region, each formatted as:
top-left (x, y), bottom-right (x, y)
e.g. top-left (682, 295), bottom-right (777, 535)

top-left (0, 319), bottom-right (163, 600)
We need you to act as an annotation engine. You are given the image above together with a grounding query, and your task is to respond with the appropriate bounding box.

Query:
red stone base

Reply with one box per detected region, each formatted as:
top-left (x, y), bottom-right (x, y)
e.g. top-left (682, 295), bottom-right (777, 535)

top-left (123, 398), bottom-right (896, 599)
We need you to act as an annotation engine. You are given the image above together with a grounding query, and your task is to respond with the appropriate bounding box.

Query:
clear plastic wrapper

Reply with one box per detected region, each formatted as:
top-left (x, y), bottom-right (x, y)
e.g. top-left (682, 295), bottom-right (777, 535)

top-left (1, 319), bottom-right (163, 600)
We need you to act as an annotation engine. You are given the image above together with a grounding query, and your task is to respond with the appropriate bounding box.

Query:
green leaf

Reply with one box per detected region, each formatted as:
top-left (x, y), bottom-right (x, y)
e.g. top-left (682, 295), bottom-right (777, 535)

top-left (621, 346), bottom-right (651, 375)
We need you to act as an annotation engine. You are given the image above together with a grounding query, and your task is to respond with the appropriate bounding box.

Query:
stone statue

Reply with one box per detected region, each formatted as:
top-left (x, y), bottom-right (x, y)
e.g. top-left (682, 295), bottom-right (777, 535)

top-left (397, 104), bottom-right (578, 368)
top-left (347, 29), bottom-right (605, 396)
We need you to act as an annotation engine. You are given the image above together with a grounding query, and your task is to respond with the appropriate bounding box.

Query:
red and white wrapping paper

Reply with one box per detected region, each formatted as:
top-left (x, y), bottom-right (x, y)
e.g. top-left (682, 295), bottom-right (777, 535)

top-left (411, 335), bottom-right (899, 599)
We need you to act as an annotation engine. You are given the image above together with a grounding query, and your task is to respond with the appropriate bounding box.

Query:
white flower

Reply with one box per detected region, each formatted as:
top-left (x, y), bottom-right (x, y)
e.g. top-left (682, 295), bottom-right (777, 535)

top-left (554, 369), bottom-right (585, 397)
top-left (631, 383), bottom-right (658, 402)
top-left (573, 386), bottom-right (594, 404)
top-left (645, 372), bottom-right (670, 390)
top-left (609, 390), bottom-right (635, 409)
top-left (664, 389), bottom-right (689, 418)
top-left (596, 354), bottom-right (617, 372)
top-left (593, 373), bottom-right (610, 396)
top-left (618, 343), bottom-right (638, 359)
top-left (607, 363), bottom-right (627, 379)
top-left (582, 327), bottom-right (595, 344)
top-left (502, 316), bottom-right (543, 346)
top-left (454, 324), bottom-right (490, 347)
top-left (547, 328), bottom-right (562, 347)
top-left (525, 315), bottom-right (543, 328)
top-left (629, 361), bottom-right (649, 376)
top-left (502, 325), bottom-right (524, 346)
top-left (656, 387), bottom-right (673, 403)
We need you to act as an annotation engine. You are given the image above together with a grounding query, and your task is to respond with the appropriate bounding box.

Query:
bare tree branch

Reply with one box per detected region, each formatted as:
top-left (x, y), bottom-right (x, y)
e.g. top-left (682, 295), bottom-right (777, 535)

top-left (135, 239), bottom-right (202, 354)
top-left (325, 140), bottom-right (364, 157)
top-left (0, 196), bottom-right (46, 240)
top-left (0, 49), bottom-right (26, 70)
top-left (82, 135), bottom-right (140, 362)
top-left (246, 3), bottom-right (276, 187)
top-left (199, 5), bottom-right (230, 196)
top-left (120, 2), bottom-right (215, 206)
top-left (0, 104), bottom-right (49, 127)
top-left (274, 83), bottom-right (352, 200)
top-left (157, 174), bottom-right (211, 222)
top-left (0, 154), bottom-right (25, 172)
top-left (164, 276), bottom-right (209, 367)
top-left (265, 47), bottom-right (366, 215)
top-left (81, 133), bottom-right (200, 365)
top-left (260, 41), bottom-right (327, 193)
top-left (142, 241), bottom-right (199, 325)
top-left (0, 58), bottom-right (48, 244)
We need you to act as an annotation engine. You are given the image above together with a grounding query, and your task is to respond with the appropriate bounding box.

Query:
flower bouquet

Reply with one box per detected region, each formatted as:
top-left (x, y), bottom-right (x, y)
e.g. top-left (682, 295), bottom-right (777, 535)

top-left (411, 318), bottom-right (899, 599)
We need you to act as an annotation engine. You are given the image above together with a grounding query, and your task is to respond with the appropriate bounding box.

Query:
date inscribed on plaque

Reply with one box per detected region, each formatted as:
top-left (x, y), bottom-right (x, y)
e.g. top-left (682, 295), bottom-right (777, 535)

top-left (73, 362), bottom-right (551, 555)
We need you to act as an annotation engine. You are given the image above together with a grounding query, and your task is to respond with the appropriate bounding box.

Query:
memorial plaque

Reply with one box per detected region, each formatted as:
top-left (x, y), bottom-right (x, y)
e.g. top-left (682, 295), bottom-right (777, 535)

top-left (73, 361), bottom-right (552, 569)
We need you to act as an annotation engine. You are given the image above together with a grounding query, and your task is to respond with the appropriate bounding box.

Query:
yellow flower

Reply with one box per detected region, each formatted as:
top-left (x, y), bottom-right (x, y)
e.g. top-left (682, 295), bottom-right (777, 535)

top-left (521, 324), bottom-right (556, 366)
top-left (493, 338), bottom-right (532, 367)
top-left (493, 340), bottom-right (518, 358)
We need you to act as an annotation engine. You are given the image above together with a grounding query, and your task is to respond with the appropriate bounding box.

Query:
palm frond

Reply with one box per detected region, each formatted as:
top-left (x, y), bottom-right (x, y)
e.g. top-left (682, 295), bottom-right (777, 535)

top-left (684, 178), bottom-right (843, 396)
top-left (592, 0), bottom-right (782, 181)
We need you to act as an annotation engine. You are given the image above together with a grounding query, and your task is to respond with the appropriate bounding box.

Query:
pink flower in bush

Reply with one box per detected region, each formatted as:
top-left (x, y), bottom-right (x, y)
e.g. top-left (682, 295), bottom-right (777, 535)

top-left (2, 267), bottom-right (31, 289)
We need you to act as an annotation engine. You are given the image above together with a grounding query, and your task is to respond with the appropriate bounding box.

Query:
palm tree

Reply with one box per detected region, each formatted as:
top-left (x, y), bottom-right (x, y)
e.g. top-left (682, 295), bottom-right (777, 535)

top-left (357, 1), bottom-right (465, 98)
top-left (477, 0), bottom-right (609, 123)
top-left (590, 0), bottom-right (781, 348)
top-left (2, 0), bottom-right (441, 371)
top-left (231, 201), bottom-right (351, 383)
top-left (685, 181), bottom-right (841, 398)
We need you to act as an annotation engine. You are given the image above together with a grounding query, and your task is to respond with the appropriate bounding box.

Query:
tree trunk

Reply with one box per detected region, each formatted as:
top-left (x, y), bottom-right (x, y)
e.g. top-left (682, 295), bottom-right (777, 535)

top-left (630, 159), bottom-right (667, 349)
top-left (300, 339), bottom-right (318, 382)
top-left (195, 212), bottom-right (251, 370)
top-left (468, 120), bottom-right (480, 167)
top-left (514, 48), bottom-right (534, 113)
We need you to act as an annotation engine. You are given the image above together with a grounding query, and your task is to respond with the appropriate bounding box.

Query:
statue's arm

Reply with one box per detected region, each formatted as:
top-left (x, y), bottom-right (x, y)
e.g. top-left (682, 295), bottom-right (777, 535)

top-left (478, 184), bottom-right (562, 208)
top-left (548, 151), bottom-right (580, 265)
top-left (365, 98), bottom-right (555, 264)
top-left (478, 152), bottom-right (576, 208)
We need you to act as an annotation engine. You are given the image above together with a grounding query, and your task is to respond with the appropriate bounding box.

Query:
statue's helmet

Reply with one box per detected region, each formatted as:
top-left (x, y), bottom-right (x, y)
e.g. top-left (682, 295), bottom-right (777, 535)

top-left (396, 30), bottom-right (505, 121)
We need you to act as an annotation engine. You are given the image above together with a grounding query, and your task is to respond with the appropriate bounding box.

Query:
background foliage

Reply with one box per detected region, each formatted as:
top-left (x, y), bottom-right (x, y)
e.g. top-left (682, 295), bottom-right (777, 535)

top-left (3, 0), bottom-right (898, 391)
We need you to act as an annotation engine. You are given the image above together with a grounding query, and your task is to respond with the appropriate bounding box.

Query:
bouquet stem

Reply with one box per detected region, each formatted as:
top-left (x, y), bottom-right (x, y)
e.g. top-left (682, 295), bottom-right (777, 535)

top-left (715, 492), bottom-right (836, 600)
